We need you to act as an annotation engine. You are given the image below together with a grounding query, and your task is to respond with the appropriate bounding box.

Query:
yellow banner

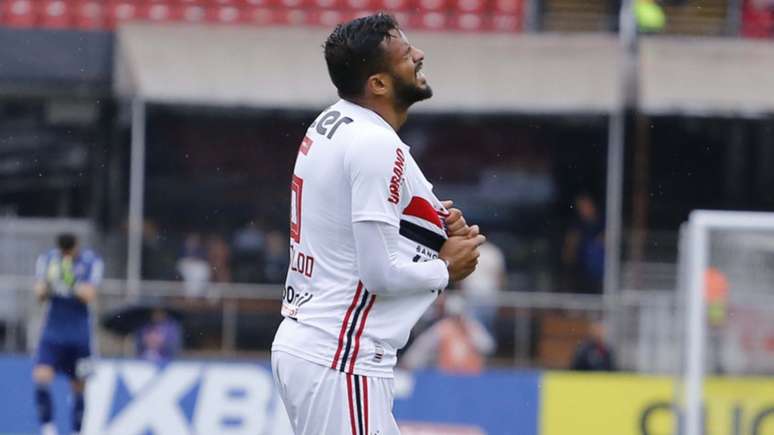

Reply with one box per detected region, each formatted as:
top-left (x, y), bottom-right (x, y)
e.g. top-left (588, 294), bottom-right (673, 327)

top-left (541, 372), bottom-right (774, 435)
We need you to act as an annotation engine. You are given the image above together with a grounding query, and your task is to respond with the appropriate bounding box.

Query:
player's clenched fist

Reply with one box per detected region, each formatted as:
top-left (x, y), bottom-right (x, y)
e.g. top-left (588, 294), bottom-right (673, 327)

top-left (439, 234), bottom-right (487, 283)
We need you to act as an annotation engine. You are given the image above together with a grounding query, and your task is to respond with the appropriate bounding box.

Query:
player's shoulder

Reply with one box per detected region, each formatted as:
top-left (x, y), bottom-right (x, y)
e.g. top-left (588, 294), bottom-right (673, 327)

top-left (343, 125), bottom-right (404, 170)
top-left (43, 249), bottom-right (60, 260)
top-left (79, 249), bottom-right (101, 263)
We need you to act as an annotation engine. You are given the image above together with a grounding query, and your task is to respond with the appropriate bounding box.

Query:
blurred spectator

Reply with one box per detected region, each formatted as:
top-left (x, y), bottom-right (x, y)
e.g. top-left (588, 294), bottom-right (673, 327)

top-left (562, 194), bottom-right (605, 293)
top-left (177, 233), bottom-right (210, 297)
top-left (263, 230), bottom-right (289, 284)
top-left (136, 308), bottom-right (182, 363)
top-left (459, 241), bottom-right (507, 333)
top-left (233, 219), bottom-right (266, 254)
top-left (571, 321), bottom-right (616, 371)
top-left (207, 235), bottom-right (232, 283)
top-left (142, 219), bottom-right (175, 280)
top-left (706, 267), bottom-right (729, 374)
top-left (635, 0), bottom-right (666, 33)
top-left (610, 0), bottom-right (666, 32)
top-left (232, 219), bottom-right (267, 283)
top-left (400, 294), bottom-right (495, 375)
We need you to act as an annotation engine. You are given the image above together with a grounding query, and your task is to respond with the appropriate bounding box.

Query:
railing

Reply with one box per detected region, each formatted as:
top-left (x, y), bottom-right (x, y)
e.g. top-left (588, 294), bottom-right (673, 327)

top-left (3, 274), bottom-right (772, 373)
top-left (0, 274), bottom-right (685, 371)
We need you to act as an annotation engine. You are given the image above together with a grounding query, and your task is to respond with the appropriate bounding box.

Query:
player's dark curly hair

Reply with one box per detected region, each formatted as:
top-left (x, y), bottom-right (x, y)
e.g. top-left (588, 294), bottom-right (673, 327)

top-left (324, 13), bottom-right (400, 99)
top-left (57, 233), bottom-right (77, 252)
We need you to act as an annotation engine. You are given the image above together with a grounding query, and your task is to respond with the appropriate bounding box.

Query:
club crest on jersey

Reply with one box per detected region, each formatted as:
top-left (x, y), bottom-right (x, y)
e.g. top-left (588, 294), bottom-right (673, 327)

top-left (388, 148), bottom-right (405, 204)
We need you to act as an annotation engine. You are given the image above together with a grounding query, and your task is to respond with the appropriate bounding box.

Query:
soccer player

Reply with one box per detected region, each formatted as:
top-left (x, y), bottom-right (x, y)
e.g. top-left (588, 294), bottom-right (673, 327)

top-left (32, 233), bottom-right (102, 435)
top-left (271, 13), bottom-right (485, 435)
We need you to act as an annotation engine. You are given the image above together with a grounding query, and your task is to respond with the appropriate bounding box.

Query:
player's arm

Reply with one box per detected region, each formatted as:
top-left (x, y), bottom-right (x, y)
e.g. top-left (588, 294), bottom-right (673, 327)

top-left (74, 284), bottom-right (97, 304)
top-left (75, 257), bottom-right (103, 304)
top-left (33, 254), bottom-right (50, 302)
top-left (347, 132), bottom-right (484, 294)
top-left (354, 221), bottom-right (449, 295)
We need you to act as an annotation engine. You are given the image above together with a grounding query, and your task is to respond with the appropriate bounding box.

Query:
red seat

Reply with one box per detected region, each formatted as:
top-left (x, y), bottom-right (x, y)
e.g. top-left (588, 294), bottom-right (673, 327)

top-left (74, 0), bottom-right (106, 29)
top-left (310, 0), bottom-right (344, 10)
top-left (180, 4), bottom-right (207, 22)
top-left (415, 0), bottom-right (448, 12)
top-left (343, 0), bottom-right (378, 11)
top-left (409, 11), bottom-right (448, 29)
top-left (383, 0), bottom-right (413, 11)
top-left (342, 0), bottom-right (374, 10)
top-left (106, 1), bottom-right (140, 28)
top-left (2, 0), bottom-right (37, 27)
top-left (140, 3), bottom-right (185, 22)
top-left (238, 0), bottom-right (274, 6)
top-left (491, 0), bottom-right (519, 14)
top-left (449, 12), bottom-right (485, 31)
top-left (276, 0), bottom-right (308, 9)
top-left (308, 8), bottom-right (348, 25)
top-left (741, 0), bottom-right (774, 37)
top-left (39, 0), bottom-right (73, 28)
top-left (285, 8), bottom-right (312, 25)
top-left (243, 6), bottom-right (276, 25)
top-left (205, 5), bottom-right (244, 24)
top-left (452, 0), bottom-right (488, 13)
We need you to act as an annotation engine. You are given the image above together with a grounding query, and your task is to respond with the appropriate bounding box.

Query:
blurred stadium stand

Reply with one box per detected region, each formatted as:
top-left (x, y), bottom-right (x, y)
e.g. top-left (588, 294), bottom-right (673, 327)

top-left (2, 0), bottom-right (774, 372)
top-left (0, 0), bottom-right (770, 36)
top-left (0, 0), bottom-right (523, 32)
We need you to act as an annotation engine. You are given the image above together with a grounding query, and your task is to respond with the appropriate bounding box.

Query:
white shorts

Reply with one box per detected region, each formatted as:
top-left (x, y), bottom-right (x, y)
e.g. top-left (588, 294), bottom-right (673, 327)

top-left (272, 350), bottom-right (401, 435)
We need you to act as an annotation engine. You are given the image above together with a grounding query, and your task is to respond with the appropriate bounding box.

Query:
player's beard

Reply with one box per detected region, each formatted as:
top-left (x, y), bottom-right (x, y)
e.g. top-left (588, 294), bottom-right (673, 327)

top-left (392, 71), bottom-right (433, 109)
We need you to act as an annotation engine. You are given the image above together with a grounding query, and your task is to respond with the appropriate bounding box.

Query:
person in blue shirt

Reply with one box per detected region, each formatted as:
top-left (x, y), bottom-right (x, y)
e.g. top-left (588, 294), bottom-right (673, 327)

top-left (33, 233), bottom-right (102, 435)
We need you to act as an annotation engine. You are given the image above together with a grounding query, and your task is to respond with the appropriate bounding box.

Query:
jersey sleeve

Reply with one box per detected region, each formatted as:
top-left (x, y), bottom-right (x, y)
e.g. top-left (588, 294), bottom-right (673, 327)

top-left (345, 130), bottom-right (405, 227)
top-left (35, 254), bottom-right (48, 280)
top-left (87, 257), bottom-right (104, 286)
top-left (81, 251), bottom-right (104, 286)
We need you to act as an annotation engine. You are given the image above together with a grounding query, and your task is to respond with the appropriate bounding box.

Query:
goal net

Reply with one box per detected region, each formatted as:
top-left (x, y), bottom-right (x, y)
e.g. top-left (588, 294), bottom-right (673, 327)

top-left (678, 211), bottom-right (774, 435)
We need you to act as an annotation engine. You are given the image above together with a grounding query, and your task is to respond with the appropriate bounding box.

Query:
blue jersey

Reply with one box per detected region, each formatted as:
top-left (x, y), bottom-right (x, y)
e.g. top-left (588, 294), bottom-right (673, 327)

top-left (35, 249), bottom-right (103, 345)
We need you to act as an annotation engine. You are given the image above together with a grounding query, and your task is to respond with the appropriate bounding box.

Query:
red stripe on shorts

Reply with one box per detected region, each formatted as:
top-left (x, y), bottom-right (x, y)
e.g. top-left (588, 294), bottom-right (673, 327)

top-left (347, 294), bottom-right (376, 373)
top-left (362, 375), bottom-right (369, 435)
top-left (346, 373), bottom-right (358, 435)
top-left (332, 282), bottom-right (363, 369)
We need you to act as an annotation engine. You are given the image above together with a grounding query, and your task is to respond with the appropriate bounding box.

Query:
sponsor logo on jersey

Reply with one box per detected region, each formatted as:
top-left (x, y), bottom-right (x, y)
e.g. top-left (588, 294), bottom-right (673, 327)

top-left (388, 148), bottom-right (406, 204)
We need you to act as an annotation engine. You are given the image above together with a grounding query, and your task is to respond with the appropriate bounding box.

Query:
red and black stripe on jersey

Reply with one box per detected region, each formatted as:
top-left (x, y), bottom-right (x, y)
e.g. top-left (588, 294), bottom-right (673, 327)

top-left (332, 282), bottom-right (376, 373)
top-left (399, 196), bottom-right (447, 252)
top-left (332, 197), bottom-right (444, 373)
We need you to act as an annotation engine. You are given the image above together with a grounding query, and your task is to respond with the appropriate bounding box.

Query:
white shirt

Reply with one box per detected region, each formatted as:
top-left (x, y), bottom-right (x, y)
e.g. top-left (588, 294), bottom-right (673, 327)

top-left (460, 242), bottom-right (506, 298)
top-left (271, 99), bottom-right (449, 378)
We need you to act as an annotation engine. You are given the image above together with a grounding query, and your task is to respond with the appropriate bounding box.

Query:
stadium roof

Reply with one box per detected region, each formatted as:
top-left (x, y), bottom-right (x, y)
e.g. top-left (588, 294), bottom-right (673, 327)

top-left (114, 23), bottom-right (774, 115)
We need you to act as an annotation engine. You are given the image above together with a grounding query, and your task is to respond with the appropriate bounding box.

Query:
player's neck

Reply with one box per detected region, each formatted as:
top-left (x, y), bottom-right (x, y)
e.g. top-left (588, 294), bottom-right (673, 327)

top-left (348, 97), bottom-right (408, 131)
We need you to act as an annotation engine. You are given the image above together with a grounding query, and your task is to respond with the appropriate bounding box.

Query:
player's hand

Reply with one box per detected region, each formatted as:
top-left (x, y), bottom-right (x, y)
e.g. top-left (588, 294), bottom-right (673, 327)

top-left (441, 200), bottom-right (476, 238)
top-left (439, 234), bottom-right (486, 283)
top-left (34, 281), bottom-right (50, 302)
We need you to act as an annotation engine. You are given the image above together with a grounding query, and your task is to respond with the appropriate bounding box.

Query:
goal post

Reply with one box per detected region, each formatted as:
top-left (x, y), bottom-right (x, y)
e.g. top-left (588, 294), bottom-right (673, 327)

top-left (680, 210), bottom-right (774, 435)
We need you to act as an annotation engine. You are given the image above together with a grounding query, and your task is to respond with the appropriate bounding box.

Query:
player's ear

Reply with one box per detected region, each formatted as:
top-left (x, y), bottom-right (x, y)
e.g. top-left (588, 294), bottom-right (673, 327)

top-left (366, 73), bottom-right (390, 97)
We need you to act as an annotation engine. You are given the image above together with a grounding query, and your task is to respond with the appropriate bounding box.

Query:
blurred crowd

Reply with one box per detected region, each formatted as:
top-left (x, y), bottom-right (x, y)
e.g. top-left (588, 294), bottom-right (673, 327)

top-left (140, 219), bottom-right (290, 290)
top-left (139, 192), bottom-right (607, 296)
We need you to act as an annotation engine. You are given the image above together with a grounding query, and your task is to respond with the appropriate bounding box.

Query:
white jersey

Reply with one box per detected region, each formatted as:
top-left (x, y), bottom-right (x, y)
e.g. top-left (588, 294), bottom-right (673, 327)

top-left (271, 99), bottom-right (448, 378)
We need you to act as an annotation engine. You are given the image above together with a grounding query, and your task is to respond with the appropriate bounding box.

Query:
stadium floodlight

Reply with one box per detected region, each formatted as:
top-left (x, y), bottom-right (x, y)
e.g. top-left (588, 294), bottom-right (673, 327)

top-left (679, 210), bottom-right (774, 435)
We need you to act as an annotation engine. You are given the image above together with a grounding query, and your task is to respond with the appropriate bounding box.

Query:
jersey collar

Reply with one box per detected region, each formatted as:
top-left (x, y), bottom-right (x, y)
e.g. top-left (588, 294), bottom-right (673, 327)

top-left (336, 99), bottom-right (395, 133)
